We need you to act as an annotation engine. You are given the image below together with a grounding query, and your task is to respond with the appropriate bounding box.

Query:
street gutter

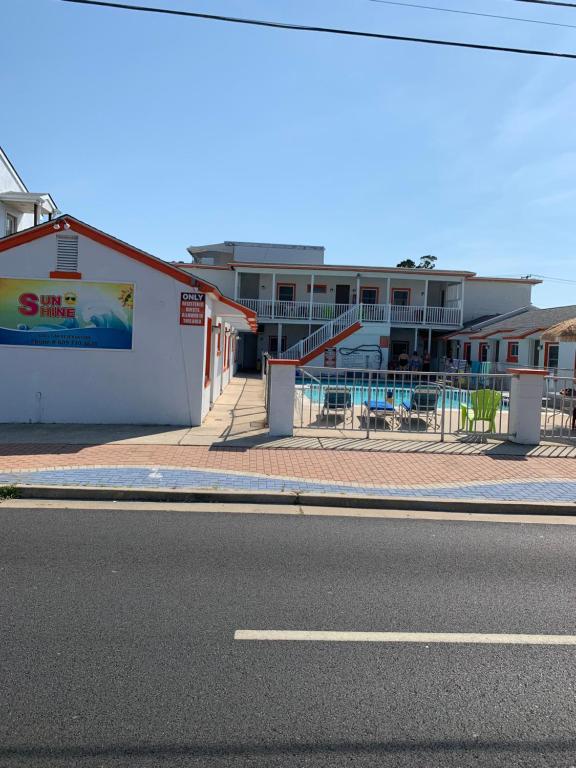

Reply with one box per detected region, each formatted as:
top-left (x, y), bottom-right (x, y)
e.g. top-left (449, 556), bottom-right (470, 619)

top-left (4, 484), bottom-right (576, 516)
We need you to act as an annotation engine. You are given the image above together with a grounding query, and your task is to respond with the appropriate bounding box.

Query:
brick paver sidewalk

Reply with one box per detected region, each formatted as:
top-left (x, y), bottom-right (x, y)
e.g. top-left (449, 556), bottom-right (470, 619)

top-left (0, 443), bottom-right (575, 492)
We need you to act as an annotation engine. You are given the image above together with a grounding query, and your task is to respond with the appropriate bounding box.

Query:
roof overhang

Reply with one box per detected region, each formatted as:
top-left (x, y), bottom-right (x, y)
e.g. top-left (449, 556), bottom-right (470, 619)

top-left (0, 214), bottom-right (257, 333)
top-left (0, 192), bottom-right (58, 215)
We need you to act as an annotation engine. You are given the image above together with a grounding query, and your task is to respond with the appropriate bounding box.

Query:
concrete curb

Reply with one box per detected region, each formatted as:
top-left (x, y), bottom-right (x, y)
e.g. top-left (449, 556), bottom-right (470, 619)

top-left (5, 484), bottom-right (576, 516)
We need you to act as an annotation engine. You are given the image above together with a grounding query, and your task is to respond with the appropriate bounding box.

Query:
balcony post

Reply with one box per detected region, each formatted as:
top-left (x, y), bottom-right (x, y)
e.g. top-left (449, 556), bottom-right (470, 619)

top-left (233, 269), bottom-right (239, 300)
top-left (309, 273), bottom-right (314, 323)
top-left (424, 278), bottom-right (429, 325)
top-left (272, 273), bottom-right (276, 320)
top-left (277, 322), bottom-right (283, 354)
top-left (356, 274), bottom-right (361, 304)
top-left (460, 279), bottom-right (465, 327)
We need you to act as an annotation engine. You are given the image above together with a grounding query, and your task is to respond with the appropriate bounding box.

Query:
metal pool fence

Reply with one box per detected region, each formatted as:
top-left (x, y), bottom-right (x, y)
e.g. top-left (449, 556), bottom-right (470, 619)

top-left (295, 366), bottom-right (513, 441)
top-left (542, 376), bottom-right (576, 442)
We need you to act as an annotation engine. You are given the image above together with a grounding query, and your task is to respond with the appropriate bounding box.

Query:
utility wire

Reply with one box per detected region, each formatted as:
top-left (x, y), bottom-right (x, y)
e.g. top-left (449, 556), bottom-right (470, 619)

top-left (370, 0), bottom-right (576, 30)
top-left (60, 0), bottom-right (576, 60)
top-left (514, 0), bottom-right (576, 8)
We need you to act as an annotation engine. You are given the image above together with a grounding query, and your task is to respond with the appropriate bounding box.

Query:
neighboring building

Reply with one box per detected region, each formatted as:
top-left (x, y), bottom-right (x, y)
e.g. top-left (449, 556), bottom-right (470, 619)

top-left (175, 241), bottom-right (541, 370)
top-left (0, 216), bottom-right (255, 424)
top-left (0, 147), bottom-right (58, 236)
top-left (446, 305), bottom-right (576, 376)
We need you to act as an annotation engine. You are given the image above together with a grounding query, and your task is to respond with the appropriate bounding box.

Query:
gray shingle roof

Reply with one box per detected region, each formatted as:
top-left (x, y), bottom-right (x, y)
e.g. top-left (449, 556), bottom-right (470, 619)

top-left (470, 305), bottom-right (576, 335)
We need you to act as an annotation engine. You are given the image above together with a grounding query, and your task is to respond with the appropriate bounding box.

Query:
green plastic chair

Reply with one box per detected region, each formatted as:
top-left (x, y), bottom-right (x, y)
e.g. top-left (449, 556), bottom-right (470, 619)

top-left (460, 389), bottom-right (502, 433)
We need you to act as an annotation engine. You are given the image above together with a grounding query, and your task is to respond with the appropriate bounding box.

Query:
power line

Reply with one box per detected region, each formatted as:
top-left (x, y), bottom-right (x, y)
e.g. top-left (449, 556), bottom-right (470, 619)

top-left (514, 0), bottom-right (576, 8)
top-left (369, 0), bottom-right (576, 30)
top-left (60, 0), bottom-right (576, 59)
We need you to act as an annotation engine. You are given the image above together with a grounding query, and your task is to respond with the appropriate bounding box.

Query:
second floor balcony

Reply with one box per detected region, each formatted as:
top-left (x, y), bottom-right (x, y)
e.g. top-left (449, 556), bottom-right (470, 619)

top-left (237, 298), bottom-right (462, 327)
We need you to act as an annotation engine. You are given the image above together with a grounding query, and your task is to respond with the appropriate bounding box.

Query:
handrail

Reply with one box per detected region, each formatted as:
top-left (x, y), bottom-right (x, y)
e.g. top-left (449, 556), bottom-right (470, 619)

top-left (237, 298), bottom-right (461, 326)
top-left (279, 304), bottom-right (361, 361)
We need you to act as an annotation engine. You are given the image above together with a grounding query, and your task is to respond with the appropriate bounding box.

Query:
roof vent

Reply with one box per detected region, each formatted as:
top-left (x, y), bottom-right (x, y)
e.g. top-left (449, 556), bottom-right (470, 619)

top-left (56, 235), bottom-right (79, 272)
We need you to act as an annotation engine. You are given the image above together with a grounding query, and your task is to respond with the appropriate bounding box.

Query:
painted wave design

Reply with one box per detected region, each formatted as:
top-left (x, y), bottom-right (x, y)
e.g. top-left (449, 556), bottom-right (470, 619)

top-left (0, 327), bottom-right (132, 349)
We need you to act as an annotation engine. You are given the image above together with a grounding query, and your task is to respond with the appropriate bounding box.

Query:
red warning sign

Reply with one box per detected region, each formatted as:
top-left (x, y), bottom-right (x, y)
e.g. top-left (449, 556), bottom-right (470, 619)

top-left (324, 348), bottom-right (337, 367)
top-left (180, 291), bottom-right (205, 326)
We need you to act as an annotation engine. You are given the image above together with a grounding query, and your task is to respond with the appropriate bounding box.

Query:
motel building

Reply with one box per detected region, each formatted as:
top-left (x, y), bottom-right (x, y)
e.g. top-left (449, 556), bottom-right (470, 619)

top-left (0, 216), bottom-right (256, 425)
top-left (175, 241), bottom-right (541, 371)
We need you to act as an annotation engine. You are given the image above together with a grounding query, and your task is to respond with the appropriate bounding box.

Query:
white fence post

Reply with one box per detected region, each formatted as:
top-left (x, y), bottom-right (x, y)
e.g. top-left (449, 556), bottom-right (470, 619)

top-left (508, 368), bottom-right (547, 445)
top-left (268, 360), bottom-right (297, 437)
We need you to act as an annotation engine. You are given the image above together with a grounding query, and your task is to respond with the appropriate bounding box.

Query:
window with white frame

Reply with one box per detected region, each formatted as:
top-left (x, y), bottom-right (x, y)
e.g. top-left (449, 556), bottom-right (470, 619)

top-left (5, 213), bottom-right (17, 236)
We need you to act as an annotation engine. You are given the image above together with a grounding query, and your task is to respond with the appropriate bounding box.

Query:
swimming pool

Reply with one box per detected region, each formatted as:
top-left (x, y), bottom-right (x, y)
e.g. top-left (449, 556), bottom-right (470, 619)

top-left (300, 383), bottom-right (509, 410)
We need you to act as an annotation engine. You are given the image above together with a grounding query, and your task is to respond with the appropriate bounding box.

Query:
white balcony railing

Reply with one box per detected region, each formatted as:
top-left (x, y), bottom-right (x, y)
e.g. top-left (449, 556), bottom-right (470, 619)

top-left (237, 299), bottom-right (461, 327)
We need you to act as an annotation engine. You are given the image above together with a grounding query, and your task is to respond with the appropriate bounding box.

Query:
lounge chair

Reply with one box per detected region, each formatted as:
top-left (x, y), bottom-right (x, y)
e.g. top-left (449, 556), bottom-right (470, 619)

top-left (401, 385), bottom-right (441, 428)
top-left (322, 388), bottom-right (352, 420)
top-left (362, 398), bottom-right (397, 428)
top-left (460, 389), bottom-right (502, 433)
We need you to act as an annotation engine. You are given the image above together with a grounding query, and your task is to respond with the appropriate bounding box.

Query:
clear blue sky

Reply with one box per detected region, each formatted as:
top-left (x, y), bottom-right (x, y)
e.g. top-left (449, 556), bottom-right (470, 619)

top-left (5, 0), bottom-right (576, 306)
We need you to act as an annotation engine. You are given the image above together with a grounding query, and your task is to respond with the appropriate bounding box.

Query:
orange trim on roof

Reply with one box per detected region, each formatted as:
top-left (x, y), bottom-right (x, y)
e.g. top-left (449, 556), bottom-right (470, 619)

top-left (468, 328), bottom-right (514, 340)
top-left (184, 262), bottom-right (474, 277)
top-left (502, 327), bottom-right (547, 340)
top-left (467, 277), bottom-right (542, 285)
top-left (0, 215), bottom-right (257, 331)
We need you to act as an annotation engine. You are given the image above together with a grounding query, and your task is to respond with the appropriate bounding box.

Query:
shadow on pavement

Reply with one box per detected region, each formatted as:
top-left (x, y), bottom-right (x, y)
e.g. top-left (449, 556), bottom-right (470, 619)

top-left (2, 737), bottom-right (576, 762)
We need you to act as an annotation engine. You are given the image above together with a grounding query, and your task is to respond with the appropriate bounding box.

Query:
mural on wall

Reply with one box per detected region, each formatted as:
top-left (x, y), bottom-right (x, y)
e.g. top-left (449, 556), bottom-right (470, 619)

top-left (0, 278), bottom-right (134, 349)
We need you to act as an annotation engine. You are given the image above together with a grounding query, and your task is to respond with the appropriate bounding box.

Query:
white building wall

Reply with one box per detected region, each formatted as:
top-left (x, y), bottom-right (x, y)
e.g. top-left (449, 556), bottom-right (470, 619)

top-left (558, 342), bottom-right (576, 375)
top-left (185, 266), bottom-right (236, 299)
top-left (233, 243), bottom-right (324, 265)
top-left (463, 280), bottom-right (533, 323)
top-left (0, 232), bottom-right (217, 425)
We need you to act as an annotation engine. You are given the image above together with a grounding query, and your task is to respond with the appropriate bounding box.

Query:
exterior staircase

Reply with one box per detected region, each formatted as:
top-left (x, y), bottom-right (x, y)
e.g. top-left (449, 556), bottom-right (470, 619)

top-left (278, 304), bottom-right (363, 364)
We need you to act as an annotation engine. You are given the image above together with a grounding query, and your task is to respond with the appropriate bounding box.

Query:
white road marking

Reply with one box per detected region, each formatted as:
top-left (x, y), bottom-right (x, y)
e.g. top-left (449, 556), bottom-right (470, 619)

top-left (234, 630), bottom-right (576, 645)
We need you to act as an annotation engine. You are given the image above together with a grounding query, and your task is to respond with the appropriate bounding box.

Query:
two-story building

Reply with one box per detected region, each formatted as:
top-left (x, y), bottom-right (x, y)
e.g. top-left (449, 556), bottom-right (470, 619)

top-left (0, 146), bottom-right (58, 236)
top-left (175, 241), bottom-right (540, 370)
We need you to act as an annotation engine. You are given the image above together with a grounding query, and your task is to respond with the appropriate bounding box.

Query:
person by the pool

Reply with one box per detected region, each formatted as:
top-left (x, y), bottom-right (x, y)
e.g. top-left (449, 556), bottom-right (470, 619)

top-left (409, 351), bottom-right (421, 371)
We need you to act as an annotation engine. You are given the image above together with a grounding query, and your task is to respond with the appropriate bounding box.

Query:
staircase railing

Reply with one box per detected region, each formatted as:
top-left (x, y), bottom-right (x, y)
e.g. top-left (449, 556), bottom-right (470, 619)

top-left (278, 304), bottom-right (362, 361)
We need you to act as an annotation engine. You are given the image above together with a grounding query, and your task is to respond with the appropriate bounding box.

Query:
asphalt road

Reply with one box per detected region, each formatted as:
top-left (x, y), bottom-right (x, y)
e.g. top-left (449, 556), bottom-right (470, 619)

top-left (2, 506), bottom-right (576, 767)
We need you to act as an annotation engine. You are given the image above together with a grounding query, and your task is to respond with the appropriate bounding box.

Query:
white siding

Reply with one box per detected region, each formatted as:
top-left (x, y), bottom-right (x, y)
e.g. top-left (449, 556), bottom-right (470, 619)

top-left (0, 232), bottom-right (222, 425)
top-left (463, 280), bottom-right (533, 322)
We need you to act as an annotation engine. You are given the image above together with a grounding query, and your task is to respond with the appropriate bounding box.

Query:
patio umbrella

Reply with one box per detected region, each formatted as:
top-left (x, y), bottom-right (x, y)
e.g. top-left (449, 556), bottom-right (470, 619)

top-left (541, 318), bottom-right (576, 343)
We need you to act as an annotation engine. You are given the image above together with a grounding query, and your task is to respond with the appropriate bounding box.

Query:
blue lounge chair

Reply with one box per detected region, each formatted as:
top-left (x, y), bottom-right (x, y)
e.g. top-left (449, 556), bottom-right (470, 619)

top-left (362, 398), bottom-right (397, 427)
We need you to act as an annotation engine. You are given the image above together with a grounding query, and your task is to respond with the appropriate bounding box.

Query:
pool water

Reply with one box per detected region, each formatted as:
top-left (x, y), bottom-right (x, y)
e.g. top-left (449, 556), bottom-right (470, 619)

top-left (301, 384), bottom-right (508, 410)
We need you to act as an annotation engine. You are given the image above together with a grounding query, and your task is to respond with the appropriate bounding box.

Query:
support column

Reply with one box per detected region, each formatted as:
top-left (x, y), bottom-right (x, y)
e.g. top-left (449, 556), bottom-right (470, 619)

top-left (508, 368), bottom-right (547, 445)
top-left (271, 273), bottom-right (276, 320)
top-left (277, 322), bottom-right (283, 354)
top-left (34, 204), bottom-right (40, 227)
top-left (268, 360), bottom-right (296, 437)
top-left (356, 274), bottom-right (361, 304)
top-left (414, 327), bottom-right (418, 353)
top-left (309, 273), bottom-right (314, 323)
top-left (427, 327), bottom-right (432, 353)
top-left (424, 278), bottom-right (429, 325)
top-left (233, 269), bottom-right (239, 300)
top-left (460, 279), bottom-right (465, 327)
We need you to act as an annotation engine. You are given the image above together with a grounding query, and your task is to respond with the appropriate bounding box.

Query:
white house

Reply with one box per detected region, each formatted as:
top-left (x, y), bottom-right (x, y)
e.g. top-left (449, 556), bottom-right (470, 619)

top-left (446, 304), bottom-right (576, 376)
top-left (0, 216), bottom-right (255, 424)
top-left (0, 146), bottom-right (58, 237)
top-left (174, 241), bottom-right (541, 371)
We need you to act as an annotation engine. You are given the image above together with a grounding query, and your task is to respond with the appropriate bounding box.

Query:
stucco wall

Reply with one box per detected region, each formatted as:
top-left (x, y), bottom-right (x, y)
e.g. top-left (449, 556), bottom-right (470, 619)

top-left (463, 280), bottom-right (533, 323)
top-left (0, 231), bottom-right (217, 425)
